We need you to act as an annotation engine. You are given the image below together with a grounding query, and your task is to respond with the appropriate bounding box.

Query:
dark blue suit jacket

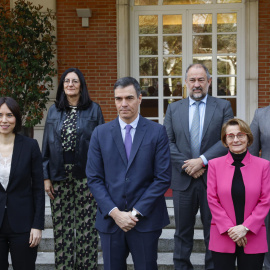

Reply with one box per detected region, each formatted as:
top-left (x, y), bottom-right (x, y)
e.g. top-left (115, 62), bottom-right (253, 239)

top-left (0, 134), bottom-right (45, 233)
top-left (86, 115), bottom-right (171, 233)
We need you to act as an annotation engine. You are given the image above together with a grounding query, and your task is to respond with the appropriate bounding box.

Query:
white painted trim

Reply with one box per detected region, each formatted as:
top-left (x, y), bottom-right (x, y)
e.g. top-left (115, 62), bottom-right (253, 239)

top-left (245, 0), bottom-right (258, 124)
top-left (130, 2), bottom-right (246, 123)
top-left (117, 0), bottom-right (131, 78)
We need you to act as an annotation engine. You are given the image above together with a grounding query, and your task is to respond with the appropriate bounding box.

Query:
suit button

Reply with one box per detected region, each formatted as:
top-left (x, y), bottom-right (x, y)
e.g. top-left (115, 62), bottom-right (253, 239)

top-left (123, 195), bottom-right (126, 198)
top-left (125, 178), bottom-right (129, 181)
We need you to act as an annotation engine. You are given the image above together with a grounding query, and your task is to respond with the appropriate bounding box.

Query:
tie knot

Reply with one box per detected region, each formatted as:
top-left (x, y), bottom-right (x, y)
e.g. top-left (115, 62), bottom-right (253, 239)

top-left (125, 125), bottom-right (132, 133)
top-left (195, 101), bottom-right (201, 107)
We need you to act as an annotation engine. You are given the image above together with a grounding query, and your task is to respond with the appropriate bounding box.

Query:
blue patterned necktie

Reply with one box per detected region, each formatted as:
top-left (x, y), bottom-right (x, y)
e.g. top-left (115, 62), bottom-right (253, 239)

top-left (125, 125), bottom-right (132, 160)
top-left (190, 101), bottom-right (201, 158)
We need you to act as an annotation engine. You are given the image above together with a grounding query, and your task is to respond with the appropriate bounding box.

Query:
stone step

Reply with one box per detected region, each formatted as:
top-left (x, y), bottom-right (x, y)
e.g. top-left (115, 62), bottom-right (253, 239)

top-left (39, 228), bottom-right (206, 253)
top-left (8, 252), bottom-right (207, 270)
top-left (167, 207), bottom-right (203, 229)
top-left (9, 251), bottom-right (267, 270)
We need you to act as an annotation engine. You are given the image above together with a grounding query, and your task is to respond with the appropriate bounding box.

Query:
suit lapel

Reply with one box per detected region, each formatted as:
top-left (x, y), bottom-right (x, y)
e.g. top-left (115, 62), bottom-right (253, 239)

top-left (179, 98), bottom-right (190, 144)
top-left (8, 134), bottom-right (23, 185)
top-left (127, 115), bottom-right (147, 170)
top-left (202, 95), bottom-right (217, 140)
top-left (111, 118), bottom-right (128, 166)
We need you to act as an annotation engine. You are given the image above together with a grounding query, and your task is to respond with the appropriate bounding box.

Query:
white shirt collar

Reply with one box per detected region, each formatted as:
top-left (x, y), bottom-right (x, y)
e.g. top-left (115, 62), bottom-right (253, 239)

top-left (119, 114), bottom-right (140, 130)
top-left (189, 94), bottom-right (208, 106)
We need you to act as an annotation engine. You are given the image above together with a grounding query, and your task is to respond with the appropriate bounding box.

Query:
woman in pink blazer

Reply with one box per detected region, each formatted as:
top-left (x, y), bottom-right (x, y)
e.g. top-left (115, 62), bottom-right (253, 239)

top-left (207, 118), bottom-right (270, 270)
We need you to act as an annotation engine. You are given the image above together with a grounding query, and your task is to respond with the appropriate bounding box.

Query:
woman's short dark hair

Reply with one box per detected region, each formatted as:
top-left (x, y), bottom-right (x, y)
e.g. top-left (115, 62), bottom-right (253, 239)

top-left (55, 68), bottom-right (92, 110)
top-left (221, 118), bottom-right (253, 147)
top-left (0, 97), bottom-right (22, 133)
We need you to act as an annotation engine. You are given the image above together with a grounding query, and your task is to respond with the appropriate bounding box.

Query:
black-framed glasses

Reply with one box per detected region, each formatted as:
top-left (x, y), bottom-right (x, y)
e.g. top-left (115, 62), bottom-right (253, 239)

top-left (226, 132), bottom-right (247, 141)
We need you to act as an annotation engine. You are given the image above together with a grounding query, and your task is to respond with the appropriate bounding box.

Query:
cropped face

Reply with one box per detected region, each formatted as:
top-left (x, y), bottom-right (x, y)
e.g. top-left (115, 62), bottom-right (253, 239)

top-left (186, 66), bottom-right (212, 101)
top-left (114, 85), bottom-right (142, 124)
top-left (0, 103), bottom-right (16, 135)
top-left (225, 124), bottom-right (248, 154)
top-left (63, 72), bottom-right (81, 100)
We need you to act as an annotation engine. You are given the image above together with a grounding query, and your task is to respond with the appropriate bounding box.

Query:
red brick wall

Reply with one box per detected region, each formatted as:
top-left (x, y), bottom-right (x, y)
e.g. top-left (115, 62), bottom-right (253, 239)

top-left (56, 0), bottom-right (117, 122)
top-left (56, 0), bottom-right (270, 114)
top-left (258, 0), bottom-right (270, 108)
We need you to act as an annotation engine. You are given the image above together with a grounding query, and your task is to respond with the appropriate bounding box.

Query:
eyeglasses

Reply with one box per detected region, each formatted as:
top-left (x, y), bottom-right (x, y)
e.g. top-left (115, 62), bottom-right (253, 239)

top-left (63, 79), bottom-right (80, 85)
top-left (226, 132), bottom-right (247, 141)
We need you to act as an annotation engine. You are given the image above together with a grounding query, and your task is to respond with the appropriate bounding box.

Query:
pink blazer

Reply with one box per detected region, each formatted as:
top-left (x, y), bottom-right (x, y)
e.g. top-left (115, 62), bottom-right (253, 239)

top-left (207, 151), bottom-right (270, 254)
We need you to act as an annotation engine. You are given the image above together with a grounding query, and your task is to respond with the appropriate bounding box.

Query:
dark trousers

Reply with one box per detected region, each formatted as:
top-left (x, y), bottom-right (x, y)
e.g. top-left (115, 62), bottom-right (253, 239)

top-left (264, 211), bottom-right (270, 270)
top-left (212, 246), bottom-right (265, 270)
top-left (173, 177), bottom-right (214, 270)
top-left (99, 228), bottom-right (162, 270)
top-left (0, 209), bottom-right (37, 270)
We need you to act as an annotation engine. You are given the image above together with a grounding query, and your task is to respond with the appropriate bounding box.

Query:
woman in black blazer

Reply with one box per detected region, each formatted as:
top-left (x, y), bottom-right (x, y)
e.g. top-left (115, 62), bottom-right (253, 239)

top-left (0, 97), bottom-right (45, 270)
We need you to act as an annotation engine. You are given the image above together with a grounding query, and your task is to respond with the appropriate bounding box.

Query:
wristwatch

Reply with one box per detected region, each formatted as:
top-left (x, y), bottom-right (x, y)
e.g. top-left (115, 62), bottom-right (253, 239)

top-left (131, 210), bottom-right (141, 219)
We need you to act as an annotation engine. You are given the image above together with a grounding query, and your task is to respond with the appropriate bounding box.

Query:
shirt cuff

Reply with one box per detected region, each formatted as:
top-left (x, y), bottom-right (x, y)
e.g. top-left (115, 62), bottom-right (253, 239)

top-left (108, 207), bottom-right (117, 216)
top-left (133, 208), bottom-right (143, 216)
top-left (200, 155), bottom-right (208, 165)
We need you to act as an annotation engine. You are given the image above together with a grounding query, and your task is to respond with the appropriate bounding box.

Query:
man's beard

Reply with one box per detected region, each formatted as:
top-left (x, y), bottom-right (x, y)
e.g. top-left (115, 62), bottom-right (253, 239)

top-left (190, 87), bottom-right (206, 101)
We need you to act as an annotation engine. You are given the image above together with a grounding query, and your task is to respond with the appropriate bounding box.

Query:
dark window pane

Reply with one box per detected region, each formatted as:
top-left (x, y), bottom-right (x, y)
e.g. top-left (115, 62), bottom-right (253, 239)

top-left (140, 99), bottom-right (158, 117)
top-left (164, 98), bottom-right (181, 114)
top-left (217, 77), bottom-right (237, 96)
top-left (222, 98), bottom-right (236, 116)
top-left (164, 78), bottom-right (182, 96)
top-left (140, 78), bottom-right (158, 96)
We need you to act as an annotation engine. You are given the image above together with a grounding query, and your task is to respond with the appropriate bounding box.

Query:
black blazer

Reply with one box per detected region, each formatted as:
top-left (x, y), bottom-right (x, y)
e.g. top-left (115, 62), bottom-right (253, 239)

top-left (0, 134), bottom-right (45, 233)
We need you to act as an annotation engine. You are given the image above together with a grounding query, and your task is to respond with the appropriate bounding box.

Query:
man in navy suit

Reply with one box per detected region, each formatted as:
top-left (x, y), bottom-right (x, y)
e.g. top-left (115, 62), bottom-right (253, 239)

top-left (86, 77), bottom-right (171, 270)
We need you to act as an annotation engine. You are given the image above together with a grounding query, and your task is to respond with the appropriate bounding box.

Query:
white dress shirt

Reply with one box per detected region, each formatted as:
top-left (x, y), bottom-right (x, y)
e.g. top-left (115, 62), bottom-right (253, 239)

top-left (0, 153), bottom-right (11, 190)
top-left (189, 95), bottom-right (208, 165)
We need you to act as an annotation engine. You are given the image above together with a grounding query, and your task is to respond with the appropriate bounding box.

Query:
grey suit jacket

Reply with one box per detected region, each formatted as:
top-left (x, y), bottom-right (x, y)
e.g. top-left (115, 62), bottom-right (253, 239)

top-left (249, 106), bottom-right (270, 161)
top-left (164, 95), bottom-right (234, 191)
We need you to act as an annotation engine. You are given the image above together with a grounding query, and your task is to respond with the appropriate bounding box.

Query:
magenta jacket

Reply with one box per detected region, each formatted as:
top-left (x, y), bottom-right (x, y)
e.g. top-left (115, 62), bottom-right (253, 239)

top-left (207, 150), bottom-right (270, 254)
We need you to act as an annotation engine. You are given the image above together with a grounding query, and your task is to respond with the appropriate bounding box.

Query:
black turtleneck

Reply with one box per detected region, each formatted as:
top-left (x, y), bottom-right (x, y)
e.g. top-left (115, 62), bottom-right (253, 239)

top-left (230, 150), bottom-right (247, 225)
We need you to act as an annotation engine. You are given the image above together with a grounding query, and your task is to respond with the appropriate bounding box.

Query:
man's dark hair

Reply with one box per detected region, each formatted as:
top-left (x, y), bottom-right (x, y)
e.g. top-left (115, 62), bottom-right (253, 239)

top-left (0, 97), bottom-right (22, 133)
top-left (114, 77), bottom-right (141, 97)
top-left (55, 67), bottom-right (92, 110)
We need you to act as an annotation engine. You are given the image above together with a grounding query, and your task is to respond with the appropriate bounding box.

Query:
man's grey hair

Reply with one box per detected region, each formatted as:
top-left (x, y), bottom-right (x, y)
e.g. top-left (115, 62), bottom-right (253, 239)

top-left (185, 64), bottom-right (211, 80)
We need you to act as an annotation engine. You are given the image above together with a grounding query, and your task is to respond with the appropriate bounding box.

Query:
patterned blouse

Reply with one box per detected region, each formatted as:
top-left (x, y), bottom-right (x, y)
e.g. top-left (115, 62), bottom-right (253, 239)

top-left (61, 106), bottom-right (78, 152)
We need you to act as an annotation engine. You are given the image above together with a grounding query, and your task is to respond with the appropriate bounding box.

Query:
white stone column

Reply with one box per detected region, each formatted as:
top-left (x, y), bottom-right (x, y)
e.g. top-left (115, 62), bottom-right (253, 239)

top-left (116, 0), bottom-right (130, 78)
top-left (245, 0), bottom-right (258, 124)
